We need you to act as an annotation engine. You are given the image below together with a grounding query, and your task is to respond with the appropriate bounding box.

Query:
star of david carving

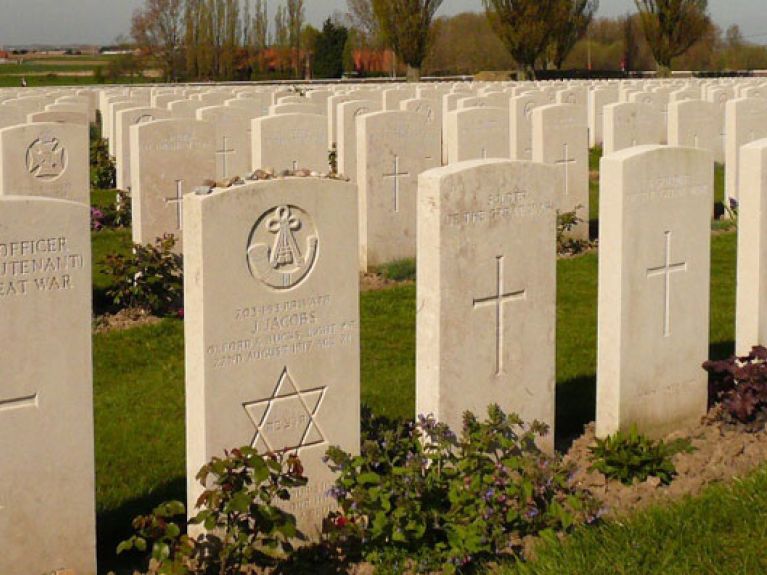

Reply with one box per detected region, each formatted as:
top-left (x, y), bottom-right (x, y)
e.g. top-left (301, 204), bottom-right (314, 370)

top-left (243, 367), bottom-right (326, 454)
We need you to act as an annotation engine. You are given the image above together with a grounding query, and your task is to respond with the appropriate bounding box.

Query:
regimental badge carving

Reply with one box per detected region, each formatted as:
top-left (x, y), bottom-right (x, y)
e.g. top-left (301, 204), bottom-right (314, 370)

top-left (247, 205), bottom-right (318, 289)
top-left (243, 367), bottom-right (327, 453)
top-left (26, 134), bottom-right (67, 180)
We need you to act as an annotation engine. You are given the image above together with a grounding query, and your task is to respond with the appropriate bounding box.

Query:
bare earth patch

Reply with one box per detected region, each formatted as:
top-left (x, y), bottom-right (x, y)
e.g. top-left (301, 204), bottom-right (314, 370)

top-left (566, 410), bottom-right (767, 519)
top-left (94, 308), bottom-right (161, 334)
top-left (360, 272), bottom-right (414, 292)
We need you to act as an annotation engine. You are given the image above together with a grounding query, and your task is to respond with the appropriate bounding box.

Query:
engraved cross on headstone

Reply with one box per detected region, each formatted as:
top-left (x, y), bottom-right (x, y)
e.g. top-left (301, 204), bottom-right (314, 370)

top-left (555, 143), bottom-right (576, 197)
top-left (472, 256), bottom-right (527, 376)
top-left (646, 231), bottom-right (687, 338)
top-left (165, 180), bottom-right (184, 230)
top-left (0, 392), bottom-right (38, 413)
top-left (216, 135), bottom-right (235, 179)
top-left (383, 155), bottom-right (409, 213)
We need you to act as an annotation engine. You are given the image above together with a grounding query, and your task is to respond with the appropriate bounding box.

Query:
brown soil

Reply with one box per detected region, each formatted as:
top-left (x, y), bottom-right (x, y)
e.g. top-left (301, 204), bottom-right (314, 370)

top-left (93, 307), bottom-right (161, 334)
top-left (566, 409), bottom-right (767, 519)
top-left (360, 272), bottom-right (414, 292)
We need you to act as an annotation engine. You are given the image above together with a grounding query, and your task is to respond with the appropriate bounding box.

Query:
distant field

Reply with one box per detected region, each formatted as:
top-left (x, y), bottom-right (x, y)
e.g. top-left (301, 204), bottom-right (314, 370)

top-left (0, 54), bottom-right (154, 87)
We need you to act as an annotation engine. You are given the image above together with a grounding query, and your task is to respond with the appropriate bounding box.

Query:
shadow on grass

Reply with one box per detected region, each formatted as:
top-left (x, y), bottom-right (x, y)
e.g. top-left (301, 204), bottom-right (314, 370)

top-left (97, 476), bottom-right (186, 575)
top-left (554, 340), bottom-right (736, 453)
top-left (589, 218), bottom-right (599, 241)
top-left (555, 375), bottom-right (596, 453)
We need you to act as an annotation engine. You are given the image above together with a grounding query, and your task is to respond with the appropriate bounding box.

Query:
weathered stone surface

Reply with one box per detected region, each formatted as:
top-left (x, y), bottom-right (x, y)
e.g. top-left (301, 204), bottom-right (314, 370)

top-left (0, 196), bottom-right (96, 575)
top-left (0, 122), bottom-right (89, 204)
top-left (417, 160), bottom-right (558, 450)
top-left (597, 145), bottom-right (713, 438)
top-left (357, 110), bottom-right (440, 270)
top-left (130, 118), bottom-right (216, 249)
top-left (736, 138), bottom-right (767, 354)
top-left (252, 113), bottom-right (328, 173)
top-left (184, 177), bottom-right (360, 538)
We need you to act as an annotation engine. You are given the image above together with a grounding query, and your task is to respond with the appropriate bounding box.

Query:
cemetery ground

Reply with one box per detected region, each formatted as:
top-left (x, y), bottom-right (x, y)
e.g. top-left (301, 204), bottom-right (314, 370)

top-left (88, 163), bottom-right (767, 575)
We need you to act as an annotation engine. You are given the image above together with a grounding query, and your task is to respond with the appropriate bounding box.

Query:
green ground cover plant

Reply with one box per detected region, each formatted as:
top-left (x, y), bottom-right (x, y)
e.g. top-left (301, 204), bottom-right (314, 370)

top-left (588, 427), bottom-right (693, 486)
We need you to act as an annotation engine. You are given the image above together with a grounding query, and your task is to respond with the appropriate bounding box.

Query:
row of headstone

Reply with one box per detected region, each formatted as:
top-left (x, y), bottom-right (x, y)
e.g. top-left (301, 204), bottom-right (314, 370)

top-left (5, 78), bottom-right (767, 573)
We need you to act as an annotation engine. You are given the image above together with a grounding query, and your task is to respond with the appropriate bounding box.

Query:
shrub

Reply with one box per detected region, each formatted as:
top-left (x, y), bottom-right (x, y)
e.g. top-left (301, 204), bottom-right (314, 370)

top-left (92, 189), bottom-right (132, 231)
top-left (90, 136), bottom-right (116, 189)
top-left (589, 426), bottom-right (692, 486)
top-left (118, 447), bottom-right (308, 575)
top-left (324, 405), bottom-right (600, 574)
top-left (103, 235), bottom-right (183, 316)
top-left (703, 346), bottom-right (767, 423)
top-left (556, 207), bottom-right (589, 256)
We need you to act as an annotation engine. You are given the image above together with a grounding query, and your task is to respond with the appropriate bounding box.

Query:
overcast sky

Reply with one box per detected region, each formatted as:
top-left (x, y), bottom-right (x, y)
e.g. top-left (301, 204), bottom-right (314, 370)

top-left (0, 0), bottom-right (764, 46)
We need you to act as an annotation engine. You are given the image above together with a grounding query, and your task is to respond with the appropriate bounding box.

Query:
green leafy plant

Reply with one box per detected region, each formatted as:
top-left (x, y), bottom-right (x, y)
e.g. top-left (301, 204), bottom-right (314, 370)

top-left (589, 426), bottom-right (693, 486)
top-left (118, 447), bottom-right (308, 575)
top-left (324, 405), bottom-right (600, 574)
top-left (556, 207), bottom-right (589, 256)
top-left (703, 345), bottom-right (767, 423)
top-left (103, 235), bottom-right (183, 316)
top-left (90, 136), bottom-right (116, 190)
top-left (379, 258), bottom-right (416, 282)
top-left (91, 190), bottom-right (132, 231)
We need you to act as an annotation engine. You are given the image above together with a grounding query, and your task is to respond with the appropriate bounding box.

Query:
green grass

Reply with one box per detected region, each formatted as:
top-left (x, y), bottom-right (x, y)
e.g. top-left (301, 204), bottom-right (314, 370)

top-left (92, 231), bottom-right (739, 570)
top-left (94, 320), bottom-right (185, 573)
top-left (497, 464), bottom-right (767, 575)
top-left (88, 157), bottom-right (740, 570)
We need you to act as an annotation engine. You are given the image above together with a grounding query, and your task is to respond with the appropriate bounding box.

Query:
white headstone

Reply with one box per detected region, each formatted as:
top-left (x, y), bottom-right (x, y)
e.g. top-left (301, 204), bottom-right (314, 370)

top-left (0, 196), bottom-right (95, 575)
top-left (446, 106), bottom-right (510, 163)
top-left (668, 99), bottom-right (722, 164)
top-left (130, 119), bottom-right (216, 249)
top-left (115, 106), bottom-right (170, 191)
top-left (357, 110), bottom-right (441, 270)
top-left (532, 104), bottom-right (589, 240)
top-left (725, 98), bottom-right (767, 203)
top-left (736, 138), bottom-right (767, 354)
top-left (252, 113), bottom-right (328, 173)
top-left (184, 177), bottom-right (360, 537)
top-left (417, 160), bottom-right (558, 449)
top-left (603, 102), bottom-right (665, 155)
top-left (337, 100), bottom-right (381, 183)
top-left (597, 145), bottom-right (712, 437)
top-left (197, 105), bottom-right (255, 180)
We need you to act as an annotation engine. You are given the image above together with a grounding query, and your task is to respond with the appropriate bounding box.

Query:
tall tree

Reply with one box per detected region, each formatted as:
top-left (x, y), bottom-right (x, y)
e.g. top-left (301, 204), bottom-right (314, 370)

top-left (621, 13), bottom-right (639, 71)
top-left (371, 0), bottom-right (444, 81)
top-left (274, 5), bottom-right (289, 47)
top-left (287, 0), bottom-right (305, 78)
top-left (549, 0), bottom-right (599, 69)
top-left (634, 0), bottom-right (710, 74)
top-left (482, 0), bottom-right (559, 79)
top-left (313, 18), bottom-right (349, 78)
top-left (131, 0), bottom-right (185, 81)
top-left (346, 0), bottom-right (380, 45)
top-left (252, 0), bottom-right (270, 50)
